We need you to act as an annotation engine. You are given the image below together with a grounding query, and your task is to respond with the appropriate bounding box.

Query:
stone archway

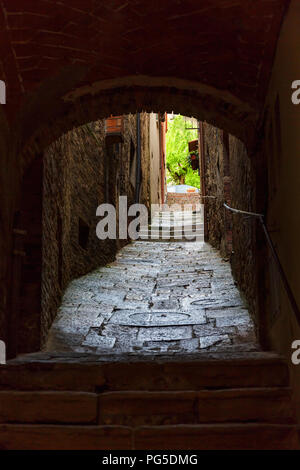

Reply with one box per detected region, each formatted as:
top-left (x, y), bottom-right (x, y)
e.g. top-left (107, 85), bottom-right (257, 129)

top-left (18, 76), bottom-right (258, 175)
top-left (0, 0), bottom-right (291, 357)
top-left (9, 82), bottom-right (262, 357)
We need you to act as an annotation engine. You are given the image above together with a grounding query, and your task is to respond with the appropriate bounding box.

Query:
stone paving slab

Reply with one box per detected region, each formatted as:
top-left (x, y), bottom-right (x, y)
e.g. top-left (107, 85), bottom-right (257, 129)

top-left (44, 235), bottom-right (258, 356)
top-left (109, 310), bottom-right (206, 327)
top-left (137, 326), bottom-right (193, 342)
top-left (82, 331), bottom-right (116, 350)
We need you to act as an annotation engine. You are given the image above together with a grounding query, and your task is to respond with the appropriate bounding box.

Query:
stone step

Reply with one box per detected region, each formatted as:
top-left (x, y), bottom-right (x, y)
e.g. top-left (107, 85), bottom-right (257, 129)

top-left (147, 229), bottom-right (204, 234)
top-left (150, 223), bottom-right (203, 228)
top-left (1, 387), bottom-right (294, 426)
top-left (0, 424), bottom-right (131, 450)
top-left (151, 215), bottom-right (202, 219)
top-left (138, 229), bottom-right (204, 241)
top-left (137, 241), bottom-right (204, 244)
top-left (0, 423), bottom-right (297, 449)
top-left (138, 236), bottom-right (204, 242)
top-left (134, 423), bottom-right (299, 450)
top-left (155, 211), bottom-right (202, 216)
top-left (98, 388), bottom-right (296, 426)
top-left (142, 226), bottom-right (204, 233)
top-left (138, 237), bottom-right (204, 242)
top-left (139, 231), bottom-right (204, 237)
top-left (0, 353), bottom-right (290, 392)
top-left (0, 353), bottom-right (297, 449)
top-left (0, 391), bottom-right (98, 424)
top-left (151, 216), bottom-right (202, 220)
top-left (139, 232), bottom-right (204, 237)
top-left (141, 223), bottom-right (203, 229)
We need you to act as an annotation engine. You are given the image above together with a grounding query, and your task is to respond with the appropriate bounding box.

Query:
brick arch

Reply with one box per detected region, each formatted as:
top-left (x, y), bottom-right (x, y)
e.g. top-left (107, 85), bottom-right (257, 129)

top-left (0, 0), bottom-right (289, 170)
top-left (18, 75), bottom-right (258, 174)
top-left (0, 0), bottom-right (288, 122)
top-left (0, 0), bottom-right (291, 359)
top-left (10, 73), bottom-right (259, 357)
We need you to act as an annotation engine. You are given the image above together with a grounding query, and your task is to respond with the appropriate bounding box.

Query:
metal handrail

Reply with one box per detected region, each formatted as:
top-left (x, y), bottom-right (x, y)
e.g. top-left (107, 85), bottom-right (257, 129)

top-left (223, 202), bottom-right (264, 218)
top-left (224, 202), bottom-right (300, 324)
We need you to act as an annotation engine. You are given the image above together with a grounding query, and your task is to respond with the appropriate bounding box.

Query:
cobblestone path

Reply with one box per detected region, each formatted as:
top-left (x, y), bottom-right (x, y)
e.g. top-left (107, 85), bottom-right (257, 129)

top-left (44, 240), bottom-right (258, 356)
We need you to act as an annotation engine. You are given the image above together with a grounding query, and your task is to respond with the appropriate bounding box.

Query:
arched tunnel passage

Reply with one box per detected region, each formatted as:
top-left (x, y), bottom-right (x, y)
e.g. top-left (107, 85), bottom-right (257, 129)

top-left (0, 0), bottom-right (295, 365)
top-left (10, 108), bottom-right (259, 359)
top-left (0, 0), bottom-right (300, 450)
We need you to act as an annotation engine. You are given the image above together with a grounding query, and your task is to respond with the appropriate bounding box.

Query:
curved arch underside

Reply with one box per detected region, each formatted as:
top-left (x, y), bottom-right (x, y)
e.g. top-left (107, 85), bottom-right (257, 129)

top-left (0, 0), bottom-right (290, 159)
top-left (20, 76), bottom-right (259, 169)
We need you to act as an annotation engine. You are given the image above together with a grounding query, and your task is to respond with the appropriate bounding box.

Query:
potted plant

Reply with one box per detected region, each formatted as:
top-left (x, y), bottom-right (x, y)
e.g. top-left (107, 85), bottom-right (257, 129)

top-left (187, 150), bottom-right (199, 170)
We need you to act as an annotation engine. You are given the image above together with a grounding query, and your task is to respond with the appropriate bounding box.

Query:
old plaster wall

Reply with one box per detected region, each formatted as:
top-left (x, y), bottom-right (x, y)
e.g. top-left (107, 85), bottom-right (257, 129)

top-left (139, 113), bottom-right (151, 209)
top-left (149, 113), bottom-right (162, 206)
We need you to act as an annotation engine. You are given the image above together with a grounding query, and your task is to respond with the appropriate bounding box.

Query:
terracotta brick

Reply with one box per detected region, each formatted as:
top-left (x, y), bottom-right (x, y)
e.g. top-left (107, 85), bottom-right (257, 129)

top-left (134, 424), bottom-right (299, 450)
top-left (97, 387), bottom-right (295, 426)
top-left (0, 363), bottom-right (106, 391)
top-left (0, 0), bottom-right (288, 128)
top-left (0, 424), bottom-right (132, 450)
top-left (196, 388), bottom-right (296, 424)
top-left (0, 391), bottom-right (98, 424)
top-left (99, 391), bottom-right (197, 426)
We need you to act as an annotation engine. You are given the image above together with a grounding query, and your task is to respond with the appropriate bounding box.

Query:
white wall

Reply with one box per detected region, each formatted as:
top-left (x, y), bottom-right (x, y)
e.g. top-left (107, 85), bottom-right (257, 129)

top-left (149, 113), bottom-right (162, 205)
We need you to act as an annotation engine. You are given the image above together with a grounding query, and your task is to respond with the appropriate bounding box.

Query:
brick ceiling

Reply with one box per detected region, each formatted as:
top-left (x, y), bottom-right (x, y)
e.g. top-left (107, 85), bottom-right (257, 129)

top-left (0, 0), bottom-right (289, 124)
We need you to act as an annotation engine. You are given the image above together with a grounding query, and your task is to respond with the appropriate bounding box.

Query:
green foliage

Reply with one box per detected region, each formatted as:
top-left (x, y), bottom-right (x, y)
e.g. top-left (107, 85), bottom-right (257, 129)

top-left (166, 115), bottom-right (200, 189)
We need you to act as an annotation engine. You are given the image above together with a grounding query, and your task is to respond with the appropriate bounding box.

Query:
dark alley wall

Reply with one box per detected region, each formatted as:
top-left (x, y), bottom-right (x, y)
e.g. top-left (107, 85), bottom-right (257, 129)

top-left (42, 120), bottom-right (111, 343)
top-left (261, 0), bottom-right (300, 420)
top-left (0, 111), bottom-right (159, 356)
top-left (42, 113), bottom-right (152, 346)
top-left (203, 125), bottom-right (228, 257)
top-left (203, 124), bottom-right (235, 259)
top-left (203, 123), bottom-right (257, 322)
top-left (0, 113), bottom-right (15, 357)
top-left (0, 0), bottom-right (291, 361)
top-left (200, 0), bottom-right (300, 423)
top-left (229, 135), bottom-right (256, 318)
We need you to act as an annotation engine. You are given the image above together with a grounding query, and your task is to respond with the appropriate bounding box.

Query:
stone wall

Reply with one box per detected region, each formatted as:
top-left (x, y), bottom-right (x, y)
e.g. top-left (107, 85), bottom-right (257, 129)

top-left (149, 114), bottom-right (162, 206)
top-left (229, 135), bottom-right (256, 318)
top-left (42, 120), bottom-right (108, 343)
top-left (166, 193), bottom-right (200, 211)
top-left (41, 113), bottom-right (152, 346)
top-left (203, 124), bottom-right (231, 258)
top-left (203, 123), bottom-right (257, 321)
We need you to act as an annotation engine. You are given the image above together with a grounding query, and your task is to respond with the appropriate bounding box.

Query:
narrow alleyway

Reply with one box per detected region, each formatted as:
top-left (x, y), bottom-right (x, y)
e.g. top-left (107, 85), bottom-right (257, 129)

top-left (45, 220), bottom-right (257, 356)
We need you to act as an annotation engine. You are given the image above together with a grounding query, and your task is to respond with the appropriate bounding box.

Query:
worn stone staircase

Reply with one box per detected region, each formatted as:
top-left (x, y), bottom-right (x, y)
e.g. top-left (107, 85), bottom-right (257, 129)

top-left (138, 210), bottom-right (204, 242)
top-left (0, 351), bottom-right (298, 449)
